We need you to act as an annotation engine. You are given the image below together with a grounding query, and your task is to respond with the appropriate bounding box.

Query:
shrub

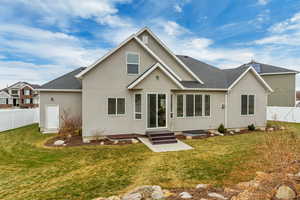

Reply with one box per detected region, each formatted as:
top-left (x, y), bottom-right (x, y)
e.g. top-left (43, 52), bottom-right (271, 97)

top-left (218, 123), bottom-right (227, 133)
top-left (248, 124), bottom-right (256, 131)
top-left (59, 109), bottom-right (82, 140)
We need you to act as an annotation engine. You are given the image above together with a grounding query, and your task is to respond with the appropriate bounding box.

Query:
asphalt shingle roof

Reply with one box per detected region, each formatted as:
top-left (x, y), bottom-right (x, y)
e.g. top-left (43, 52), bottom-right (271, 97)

top-left (40, 67), bottom-right (85, 90)
top-left (39, 56), bottom-right (297, 90)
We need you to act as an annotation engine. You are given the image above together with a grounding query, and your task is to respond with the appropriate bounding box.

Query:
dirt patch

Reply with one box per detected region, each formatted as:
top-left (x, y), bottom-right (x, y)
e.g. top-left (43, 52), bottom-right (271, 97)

top-left (44, 135), bottom-right (140, 147)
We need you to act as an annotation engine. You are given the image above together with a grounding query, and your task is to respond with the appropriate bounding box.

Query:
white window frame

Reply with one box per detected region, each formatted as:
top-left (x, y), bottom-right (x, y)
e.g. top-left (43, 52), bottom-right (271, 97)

top-left (0, 98), bottom-right (6, 104)
top-left (126, 52), bottom-right (140, 75)
top-left (108, 97), bottom-right (126, 116)
top-left (134, 93), bottom-right (142, 120)
top-left (24, 89), bottom-right (30, 95)
top-left (241, 94), bottom-right (255, 116)
top-left (142, 35), bottom-right (148, 44)
top-left (176, 94), bottom-right (211, 118)
top-left (25, 98), bottom-right (31, 104)
top-left (170, 94), bottom-right (174, 118)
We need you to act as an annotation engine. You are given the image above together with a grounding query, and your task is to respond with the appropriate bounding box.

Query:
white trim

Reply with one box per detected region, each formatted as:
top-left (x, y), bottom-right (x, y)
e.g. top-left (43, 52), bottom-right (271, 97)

top-left (127, 63), bottom-right (184, 89)
top-left (38, 89), bottom-right (82, 92)
top-left (174, 88), bottom-right (228, 91)
top-left (133, 36), bottom-right (182, 81)
top-left (76, 34), bottom-right (135, 79)
top-left (260, 72), bottom-right (298, 75)
top-left (107, 97), bottom-right (126, 116)
top-left (136, 27), bottom-right (204, 84)
top-left (146, 92), bottom-right (168, 129)
top-left (45, 104), bottom-right (59, 131)
top-left (20, 84), bottom-right (34, 90)
top-left (240, 94), bottom-right (255, 116)
top-left (126, 52), bottom-right (140, 75)
top-left (134, 93), bottom-right (142, 120)
top-left (228, 67), bottom-right (273, 92)
top-left (75, 34), bottom-right (182, 81)
top-left (224, 93), bottom-right (228, 128)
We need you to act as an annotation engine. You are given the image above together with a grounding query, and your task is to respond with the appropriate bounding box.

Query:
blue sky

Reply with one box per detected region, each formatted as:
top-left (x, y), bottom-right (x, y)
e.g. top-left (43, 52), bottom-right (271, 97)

top-left (0, 0), bottom-right (300, 89)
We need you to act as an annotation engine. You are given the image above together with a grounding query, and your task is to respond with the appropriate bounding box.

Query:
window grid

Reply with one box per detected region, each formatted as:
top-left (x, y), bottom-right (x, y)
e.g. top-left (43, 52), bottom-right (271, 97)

top-left (241, 95), bottom-right (255, 115)
top-left (108, 98), bottom-right (126, 116)
top-left (177, 94), bottom-right (210, 118)
top-left (126, 52), bottom-right (139, 75)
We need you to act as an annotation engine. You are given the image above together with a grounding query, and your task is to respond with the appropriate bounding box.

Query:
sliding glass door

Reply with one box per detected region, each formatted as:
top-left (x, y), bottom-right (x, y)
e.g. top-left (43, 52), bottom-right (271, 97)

top-left (147, 93), bottom-right (166, 128)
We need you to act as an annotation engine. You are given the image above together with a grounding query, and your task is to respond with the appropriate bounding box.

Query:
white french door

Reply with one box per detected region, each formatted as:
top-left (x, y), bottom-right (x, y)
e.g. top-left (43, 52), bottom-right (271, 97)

top-left (147, 93), bottom-right (167, 129)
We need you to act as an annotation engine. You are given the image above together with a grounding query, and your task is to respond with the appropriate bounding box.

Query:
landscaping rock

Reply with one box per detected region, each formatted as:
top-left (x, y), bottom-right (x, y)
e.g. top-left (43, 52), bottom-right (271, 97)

top-left (151, 189), bottom-right (164, 200)
top-left (229, 131), bottom-right (234, 135)
top-left (295, 172), bottom-right (300, 177)
top-left (107, 196), bottom-right (121, 200)
top-left (53, 140), bottom-right (64, 146)
top-left (275, 185), bottom-right (296, 199)
top-left (122, 193), bottom-right (142, 200)
top-left (131, 139), bottom-right (139, 144)
top-left (258, 127), bottom-right (266, 131)
top-left (100, 141), bottom-right (105, 145)
top-left (186, 136), bottom-right (193, 139)
top-left (196, 184), bottom-right (209, 189)
top-left (207, 192), bottom-right (227, 200)
top-left (267, 127), bottom-right (274, 132)
top-left (234, 129), bottom-right (240, 133)
top-left (279, 126), bottom-right (286, 130)
top-left (114, 140), bottom-right (119, 144)
top-left (179, 192), bottom-right (192, 199)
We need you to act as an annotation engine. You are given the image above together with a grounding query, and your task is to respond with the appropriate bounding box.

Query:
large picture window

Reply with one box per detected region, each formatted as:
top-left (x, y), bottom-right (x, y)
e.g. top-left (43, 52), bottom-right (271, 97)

top-left (108, 98), bottom-right (125, 115)
top-left (0, 98), bottom-right (6, 104)
top-left (178, 94), bottom-right (210, 117)
top-left (241, 95), bottom-right (255, 115)
top-left (127, 53), bottom-right (139, 74)
top-left (134, 94), bottom-right (142, 119)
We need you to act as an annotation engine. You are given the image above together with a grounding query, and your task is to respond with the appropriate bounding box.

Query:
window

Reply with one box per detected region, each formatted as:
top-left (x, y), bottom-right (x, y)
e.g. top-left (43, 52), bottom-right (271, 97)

top-left (108, 98), bottom-right (126, 115)
top-left (142, 35), bottom-right (148, 44)
top-left (127, 53), bottom-right (139, 74)
top-left (24, 89), bottom-right (30, 95)
top-left (241, 95), bottom-right (255, 115)
top-left (11, 90), bottom-right (18, 95)
top-left (0, 98), bottom-right (6, 104)
top-left (195, 95), bottom-right (202, 116)
top-left (25, 98), bottom-right (31, 104)
top-left (186, 95), bottom-right (194, 117)
top-left (135, 94), bottom-right (142, 119)
top-left (177, 94), bottom-right (210, 117)
top-left (170, 94), bottom-right (173, 118)
top-left (177, 95), bottom-right (183, 117)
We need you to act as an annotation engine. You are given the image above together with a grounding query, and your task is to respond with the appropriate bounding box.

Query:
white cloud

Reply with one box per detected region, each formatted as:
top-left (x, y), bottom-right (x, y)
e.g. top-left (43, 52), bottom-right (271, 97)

top-left (257, 0), bottom-right (269, 5)
top-left (255, 12), bottom-right (300, 45)
top-left (0, 24), bottom-right (106, 67)
top-left (174, 4), bottom-right (182, 13)
top-left (3, 0), bottom-right (131, 28)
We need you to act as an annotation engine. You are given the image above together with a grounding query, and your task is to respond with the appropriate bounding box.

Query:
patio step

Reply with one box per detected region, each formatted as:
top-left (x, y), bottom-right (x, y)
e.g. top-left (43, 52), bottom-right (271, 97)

top-left (146, 130), bottom-right (177, 145)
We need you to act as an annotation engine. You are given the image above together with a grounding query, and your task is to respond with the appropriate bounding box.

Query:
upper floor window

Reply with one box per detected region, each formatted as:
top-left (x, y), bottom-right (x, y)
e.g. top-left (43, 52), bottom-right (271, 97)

top-left (241, 95), bottom-right (255, 115)
top-left (127, 53), bottom-right (139, 75)
top-left (24, 89), bottom-right (30, 95)
top-left (142, 35), bottom-right (148, 44)
top-left (0, 98), bottom-right (6, 104)
top-left (25, 98), bottom-right (31, 104)
top-left (11, 90), bottom-right (18, 95)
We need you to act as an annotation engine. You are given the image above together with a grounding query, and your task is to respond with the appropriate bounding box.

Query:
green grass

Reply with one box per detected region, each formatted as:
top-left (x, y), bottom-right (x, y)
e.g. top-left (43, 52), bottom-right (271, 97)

top-left (0, 122), bottom-right (299, 200)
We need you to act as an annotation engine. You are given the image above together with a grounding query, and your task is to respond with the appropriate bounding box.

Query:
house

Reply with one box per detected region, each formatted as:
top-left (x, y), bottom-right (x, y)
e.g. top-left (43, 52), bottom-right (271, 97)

top-left (237, 61), bottom-right (298, 107)
top-left (0, 82), bottom-right (40, 109)
top-left (39, 27), bottom-right (274, 142)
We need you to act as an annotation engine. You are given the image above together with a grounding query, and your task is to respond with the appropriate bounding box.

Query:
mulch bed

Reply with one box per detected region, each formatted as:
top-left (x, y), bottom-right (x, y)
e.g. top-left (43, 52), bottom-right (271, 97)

top-left (44, 135), bottom-right (140, 147)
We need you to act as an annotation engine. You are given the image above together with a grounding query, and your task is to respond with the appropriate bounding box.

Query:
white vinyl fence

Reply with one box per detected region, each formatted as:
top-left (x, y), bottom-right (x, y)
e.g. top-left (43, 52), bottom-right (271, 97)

top-left (267, 106), bottom-right (300, 123)
top-left (0, 108), bottom-right (39, 132)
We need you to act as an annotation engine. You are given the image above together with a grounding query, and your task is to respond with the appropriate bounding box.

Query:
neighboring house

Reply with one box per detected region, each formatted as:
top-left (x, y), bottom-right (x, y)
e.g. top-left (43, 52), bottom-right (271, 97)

top-left (39, 27), bottom-right (273, 142)
top-left (237, 62), bottom-right (299, 107)
top-left (0, 82), bottom-right (40, 109)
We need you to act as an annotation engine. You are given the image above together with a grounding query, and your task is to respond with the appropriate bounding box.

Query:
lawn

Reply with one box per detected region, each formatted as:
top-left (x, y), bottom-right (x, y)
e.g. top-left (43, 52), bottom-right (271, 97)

top-left (0, 122), bottom-right (299, 200)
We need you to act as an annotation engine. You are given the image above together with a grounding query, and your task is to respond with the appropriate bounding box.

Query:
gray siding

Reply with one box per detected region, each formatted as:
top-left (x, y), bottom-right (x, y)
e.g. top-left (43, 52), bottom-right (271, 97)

top-left (261, 74), bottom-right (296, 107)
top-left (39, 91), bottom-right (82, 132)
top-left (227, 71), bottom-right (268, 128)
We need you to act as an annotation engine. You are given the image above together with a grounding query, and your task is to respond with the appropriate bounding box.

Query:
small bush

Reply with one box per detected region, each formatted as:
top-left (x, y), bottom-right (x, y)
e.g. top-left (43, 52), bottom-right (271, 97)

top-left (59, 109), bottom-right (82, 140)
top-left (218, 123), bottom-right (227, 133)
top-left (248, 124), bottom-right (256, 131)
